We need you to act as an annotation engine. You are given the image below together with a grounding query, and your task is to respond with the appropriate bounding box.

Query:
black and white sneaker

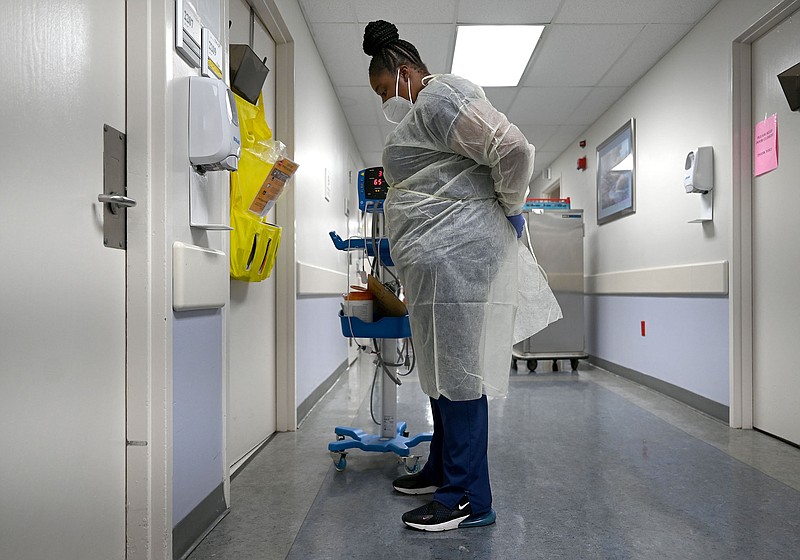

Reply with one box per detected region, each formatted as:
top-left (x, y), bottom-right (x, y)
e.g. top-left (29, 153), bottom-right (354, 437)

top-left (402, 496), bottom-right (471, 531)
top-left (392, 472), bottom-right (439, 495)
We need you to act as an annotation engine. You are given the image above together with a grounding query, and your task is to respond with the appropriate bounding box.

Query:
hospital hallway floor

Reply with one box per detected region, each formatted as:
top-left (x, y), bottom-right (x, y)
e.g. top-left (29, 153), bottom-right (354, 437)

top-left (188, 354), bottom-right (800, 560)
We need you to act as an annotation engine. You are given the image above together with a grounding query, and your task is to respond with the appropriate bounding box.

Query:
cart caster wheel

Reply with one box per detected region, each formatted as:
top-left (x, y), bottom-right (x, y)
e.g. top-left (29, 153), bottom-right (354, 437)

top-left (527, 359), bottom-right (538, 372)
top-left (570, 359), bottom-right (580, 371)
top-left (403, 456), bottom-right (420, 475)
top-left (511, 359), bottom-right (518, 370)
top-left (552, 360), bottom-right (559, 372)
top-left (331, 452), bottom-right (347, 472)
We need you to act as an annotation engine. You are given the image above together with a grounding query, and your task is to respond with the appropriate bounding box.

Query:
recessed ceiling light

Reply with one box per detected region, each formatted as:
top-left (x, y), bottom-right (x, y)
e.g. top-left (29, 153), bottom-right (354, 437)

top-left (451, 25), bottom-right (544, 87)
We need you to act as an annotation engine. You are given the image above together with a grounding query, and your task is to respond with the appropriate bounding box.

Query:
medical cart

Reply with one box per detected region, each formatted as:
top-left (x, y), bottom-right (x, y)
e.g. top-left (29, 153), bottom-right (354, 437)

top-left (513, 207), bottom-right (587, 372)
top-left (327, 167), bottom-right (432, 473)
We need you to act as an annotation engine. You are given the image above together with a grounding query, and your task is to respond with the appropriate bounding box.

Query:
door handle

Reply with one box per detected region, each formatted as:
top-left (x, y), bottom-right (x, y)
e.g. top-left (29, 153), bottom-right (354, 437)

top-left (98, 193), bottom-right (137, 208)
top-left (101, 125), bottom-right (130, 249)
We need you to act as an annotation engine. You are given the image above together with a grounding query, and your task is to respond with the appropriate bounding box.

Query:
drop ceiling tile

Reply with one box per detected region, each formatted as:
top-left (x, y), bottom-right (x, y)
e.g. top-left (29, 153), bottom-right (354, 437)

top-left (484, 87), bottom-right (519, 114)
top-left (351, 125), bottom-right (385, 155)
top-left (524, 24), bottom-right (643, 87)
top-left (391, 24), bottom-right (454, 75)
top-left (299, 0), bottom-right (722, 185)
top-left (554, 0), bottom-right (721, 24)
top-left (599, 24), bottom-right (693, 87)
top-left (457, 0), bottom-right (561, 24)
top-left (336, 86), bottom-right (382, 125)
top-left (517, 124), bottom-right (560, 150)
top-left (311, 23), bottom-right (369, 87)
top-left (565, 86), bottom-right (628, 126)
top-left (507, 87), bottom-right (590, 125)
top-left (541, 125), bottom-right (588, 153)
top-left (354, 0), bottom-right (457, 23)
top-left (298, 0), bottom-right (358, 23)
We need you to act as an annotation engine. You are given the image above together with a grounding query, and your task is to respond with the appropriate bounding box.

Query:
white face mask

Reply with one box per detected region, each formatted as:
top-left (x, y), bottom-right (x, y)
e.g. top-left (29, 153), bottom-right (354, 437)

top-left (382, 69), bottom-right (413, 124)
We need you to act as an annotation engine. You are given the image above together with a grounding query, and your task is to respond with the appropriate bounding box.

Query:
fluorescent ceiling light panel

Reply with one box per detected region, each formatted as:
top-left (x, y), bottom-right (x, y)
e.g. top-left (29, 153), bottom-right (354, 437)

top-left (451, 25), bottom-right (544, 87)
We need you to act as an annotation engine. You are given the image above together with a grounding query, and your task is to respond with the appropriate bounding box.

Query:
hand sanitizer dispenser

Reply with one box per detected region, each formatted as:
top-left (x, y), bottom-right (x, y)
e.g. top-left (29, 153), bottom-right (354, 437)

top-left (684, 146), bottom-right (713, 194)
top-left (684, 146), bottom-right (714, 223)
top-left (189, 76), bottom-right (241, 172)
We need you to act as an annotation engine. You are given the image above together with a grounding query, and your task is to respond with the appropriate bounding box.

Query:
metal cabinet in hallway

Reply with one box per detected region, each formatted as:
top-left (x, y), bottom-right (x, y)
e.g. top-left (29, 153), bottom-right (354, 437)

top-left (514, 209), bottom-right (586, 372)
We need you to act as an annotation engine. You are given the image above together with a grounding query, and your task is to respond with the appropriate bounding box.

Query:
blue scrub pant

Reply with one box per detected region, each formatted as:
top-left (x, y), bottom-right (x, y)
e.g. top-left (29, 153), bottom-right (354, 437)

top-left (419, 394), bottom-right (492, 515)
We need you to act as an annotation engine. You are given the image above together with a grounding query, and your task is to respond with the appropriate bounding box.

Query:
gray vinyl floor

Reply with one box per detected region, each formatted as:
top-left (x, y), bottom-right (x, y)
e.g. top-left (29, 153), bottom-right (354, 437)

top-left (189, 355), bottom-right (800, 560)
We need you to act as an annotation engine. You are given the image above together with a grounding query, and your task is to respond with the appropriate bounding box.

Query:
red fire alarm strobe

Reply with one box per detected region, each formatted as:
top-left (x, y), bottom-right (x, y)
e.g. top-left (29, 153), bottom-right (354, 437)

top-left (577, 156), bottom-right (587, 171)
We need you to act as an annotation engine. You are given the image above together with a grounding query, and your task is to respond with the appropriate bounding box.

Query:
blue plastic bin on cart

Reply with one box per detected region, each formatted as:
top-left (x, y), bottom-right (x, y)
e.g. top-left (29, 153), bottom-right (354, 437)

top-left (339, 312), bottom-right (411, 339)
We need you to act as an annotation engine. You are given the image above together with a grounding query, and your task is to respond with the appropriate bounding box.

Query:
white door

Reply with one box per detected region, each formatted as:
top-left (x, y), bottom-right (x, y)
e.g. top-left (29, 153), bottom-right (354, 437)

top-left (228, 0), bottom-right (279, 471)
top-left (751, 9), bottom-right (800, 445)
top-left (0, 0), bottom-right (127, 558)
top-left (544, 180), bottom-right (561, 199)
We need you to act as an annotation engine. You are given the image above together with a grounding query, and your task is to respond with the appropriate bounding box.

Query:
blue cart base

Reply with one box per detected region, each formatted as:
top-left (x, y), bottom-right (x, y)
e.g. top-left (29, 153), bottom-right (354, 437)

top-left (328, 421), bottom-right (432, 472)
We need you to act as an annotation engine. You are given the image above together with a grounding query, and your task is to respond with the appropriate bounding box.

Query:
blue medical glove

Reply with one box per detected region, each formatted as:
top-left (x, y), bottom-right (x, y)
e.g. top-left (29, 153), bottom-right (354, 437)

top-left (506, 214), bottom-right (525, 238)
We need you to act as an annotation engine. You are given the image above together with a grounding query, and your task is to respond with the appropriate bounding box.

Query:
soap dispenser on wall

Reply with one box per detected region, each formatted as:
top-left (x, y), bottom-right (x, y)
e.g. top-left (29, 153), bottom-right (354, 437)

top-left (187, 75), bottom-right (240, 230)
top-left (188, 75), bottom-right (241, 172)
top-left (684, 146), bottom-right (713, 223)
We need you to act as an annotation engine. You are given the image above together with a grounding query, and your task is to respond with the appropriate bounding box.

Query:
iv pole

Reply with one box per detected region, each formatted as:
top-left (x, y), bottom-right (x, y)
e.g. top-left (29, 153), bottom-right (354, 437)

top-left (327, 173), bottom-right (431, 473)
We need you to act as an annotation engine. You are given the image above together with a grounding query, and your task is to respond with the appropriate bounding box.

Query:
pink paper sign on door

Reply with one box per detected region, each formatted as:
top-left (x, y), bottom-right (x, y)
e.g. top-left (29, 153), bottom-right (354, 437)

top-left (754, 113), bottom-right (778, 177)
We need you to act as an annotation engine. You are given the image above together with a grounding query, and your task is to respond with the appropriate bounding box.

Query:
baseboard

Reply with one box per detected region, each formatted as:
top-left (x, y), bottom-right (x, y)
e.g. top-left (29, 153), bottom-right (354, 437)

top-left (588, 355), bottom-right (729, 422)
top-left (173, 483), bottom-right (229, 560)
top-left (297, 359), bottom-right (349, 423)
top-left (230, 432), bottom-right (277, 480)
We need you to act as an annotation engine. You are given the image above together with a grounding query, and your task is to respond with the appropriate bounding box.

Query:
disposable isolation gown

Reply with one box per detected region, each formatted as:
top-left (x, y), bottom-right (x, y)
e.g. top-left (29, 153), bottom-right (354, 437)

top-left (383, 74), bottom-right (562, 402)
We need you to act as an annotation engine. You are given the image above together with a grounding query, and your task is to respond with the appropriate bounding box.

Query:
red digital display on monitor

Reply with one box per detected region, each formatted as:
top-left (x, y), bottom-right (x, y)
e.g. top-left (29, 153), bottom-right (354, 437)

top-left (364, 167), bottom-right (387, 199)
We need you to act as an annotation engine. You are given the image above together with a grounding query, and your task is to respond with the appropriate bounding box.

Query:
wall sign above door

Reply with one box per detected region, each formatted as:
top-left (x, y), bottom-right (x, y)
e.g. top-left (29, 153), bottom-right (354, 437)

top-left (175, 0), bottom-right (202, 67)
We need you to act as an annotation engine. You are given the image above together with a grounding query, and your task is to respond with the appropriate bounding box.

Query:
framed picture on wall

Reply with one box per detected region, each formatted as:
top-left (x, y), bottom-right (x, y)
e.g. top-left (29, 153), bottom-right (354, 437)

top-left (596, 119), bottom-right (636, 224)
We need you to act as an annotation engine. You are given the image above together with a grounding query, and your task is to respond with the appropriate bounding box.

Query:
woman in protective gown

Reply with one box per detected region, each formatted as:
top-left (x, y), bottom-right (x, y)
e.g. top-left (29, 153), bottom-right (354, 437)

top-left (362, 20), bottom-right (561, 532)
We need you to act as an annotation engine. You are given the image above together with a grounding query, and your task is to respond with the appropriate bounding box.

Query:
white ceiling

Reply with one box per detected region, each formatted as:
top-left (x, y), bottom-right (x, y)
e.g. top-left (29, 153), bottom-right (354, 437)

top-left (297, 0), bottom-right (721, 174)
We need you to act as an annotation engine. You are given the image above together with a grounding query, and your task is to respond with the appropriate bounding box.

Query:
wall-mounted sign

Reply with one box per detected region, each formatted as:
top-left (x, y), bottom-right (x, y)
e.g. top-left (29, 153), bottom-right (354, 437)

top-left (201, 28), bottom-right (223, 80)
top-left (175, 0), bottom-right (201, 67)
top-left (754, 113), bottom-right (778, 177)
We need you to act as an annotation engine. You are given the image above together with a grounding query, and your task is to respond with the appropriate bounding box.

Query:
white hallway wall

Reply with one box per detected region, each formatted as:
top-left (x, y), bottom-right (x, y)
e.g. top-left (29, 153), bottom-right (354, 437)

top-left (275, 0), bottom-right (363, 409)
top-left (532, 0), bottom-right (773, 410)
top-left (171, 0), bottom-right (228, 531)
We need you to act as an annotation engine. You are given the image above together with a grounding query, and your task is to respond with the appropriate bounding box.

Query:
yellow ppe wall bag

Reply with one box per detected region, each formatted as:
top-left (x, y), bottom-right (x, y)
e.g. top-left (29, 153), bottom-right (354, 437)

top-left (230, 205), bottom-right (282, 282)
top-left (236, 92), bottom-right (272, 146)
top-left (230, 93), bottom-right (282, 282)
top-left (231, 92), bottom-right (275, 210)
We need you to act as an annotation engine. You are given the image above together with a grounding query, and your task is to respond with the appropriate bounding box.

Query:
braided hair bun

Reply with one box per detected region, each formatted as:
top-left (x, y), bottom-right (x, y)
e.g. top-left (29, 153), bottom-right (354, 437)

top-left (363, 20), bottom-right (399, 57)
top-left (362, 20), bottom-right (429, 76)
